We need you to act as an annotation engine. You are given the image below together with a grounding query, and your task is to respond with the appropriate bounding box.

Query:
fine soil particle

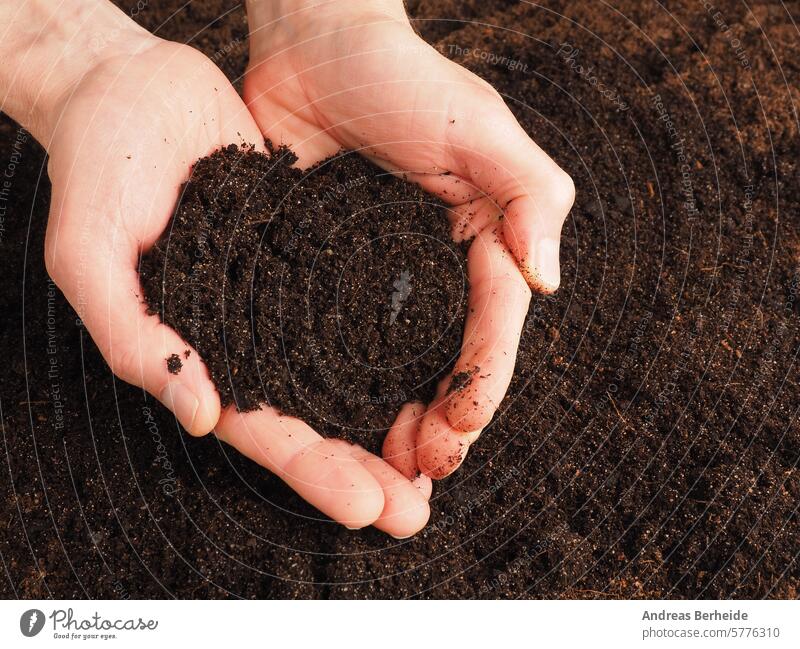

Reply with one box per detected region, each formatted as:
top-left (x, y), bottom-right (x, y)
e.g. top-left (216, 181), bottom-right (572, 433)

top-left (166, 354), bottom-right (183, 375)
top-left (140, 144), bottom-right (468, 450)
top-left (0, 0), bottom-right (798, 600)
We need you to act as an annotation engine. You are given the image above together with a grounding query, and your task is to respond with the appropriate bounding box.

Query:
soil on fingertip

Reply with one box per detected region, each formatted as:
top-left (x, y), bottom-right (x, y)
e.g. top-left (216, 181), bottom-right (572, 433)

top-left (139, 143), bottom-right (468, 451)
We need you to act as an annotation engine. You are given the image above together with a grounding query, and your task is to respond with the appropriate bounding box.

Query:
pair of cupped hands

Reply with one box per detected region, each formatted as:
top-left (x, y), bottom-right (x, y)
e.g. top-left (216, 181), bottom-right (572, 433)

top-left (37, 0), bottom-right (574, 538)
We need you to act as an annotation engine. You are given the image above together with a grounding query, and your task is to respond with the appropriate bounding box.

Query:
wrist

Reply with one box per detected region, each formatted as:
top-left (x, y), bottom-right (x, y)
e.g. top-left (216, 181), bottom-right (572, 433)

top-left (246, 0), bottom-right (410, 60)
top-left (0, 0), bottom-right (155, 145)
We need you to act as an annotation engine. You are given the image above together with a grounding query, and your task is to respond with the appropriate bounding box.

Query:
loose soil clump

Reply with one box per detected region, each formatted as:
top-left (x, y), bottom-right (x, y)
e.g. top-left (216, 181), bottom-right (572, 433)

top-left (166, 353), bottom-right (183, 375)
top-left (140, 144), bottom-right (468, 449)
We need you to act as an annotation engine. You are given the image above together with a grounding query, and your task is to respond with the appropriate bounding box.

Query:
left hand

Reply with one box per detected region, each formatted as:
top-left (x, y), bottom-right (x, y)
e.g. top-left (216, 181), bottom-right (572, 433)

top-left (244, 0), bottom-right (575, 479)
top-left (25, 1), bottom-right (429, 538)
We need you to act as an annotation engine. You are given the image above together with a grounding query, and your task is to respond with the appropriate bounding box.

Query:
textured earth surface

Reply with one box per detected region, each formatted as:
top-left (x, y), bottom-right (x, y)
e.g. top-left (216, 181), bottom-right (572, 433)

top-left (0, 0), bottom-right (798, 598)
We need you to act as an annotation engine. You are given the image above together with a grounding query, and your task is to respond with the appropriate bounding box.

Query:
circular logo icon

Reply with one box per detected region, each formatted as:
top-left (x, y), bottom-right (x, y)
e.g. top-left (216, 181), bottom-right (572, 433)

top-left (20, 609), bottom-right (45, 637)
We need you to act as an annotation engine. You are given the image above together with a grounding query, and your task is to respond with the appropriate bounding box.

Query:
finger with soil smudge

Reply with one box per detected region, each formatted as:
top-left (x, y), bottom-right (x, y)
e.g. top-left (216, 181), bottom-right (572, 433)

top-left (215, 407), bottom-right (384, 529)
top-left (416, 382), bottom-right (482, 479)
top-left (382, 402), bottom-right (426, 479)
top-left (445, 224), bottom-right (530, 432)
top-left (434, 92), bottom-right (573, 290)
top-left (447, 194), bottom-right (504, 243)
top-left (502, 186), bottom-right (572, 293)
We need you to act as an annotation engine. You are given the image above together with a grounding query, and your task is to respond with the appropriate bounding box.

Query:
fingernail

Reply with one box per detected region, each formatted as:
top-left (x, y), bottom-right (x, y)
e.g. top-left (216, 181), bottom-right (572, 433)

top-left (535, 238), bottom-right (561, 290)
top-left (390, 533), bottom-right (413, 540)
top-left (160, 382), bottom-right (199, 432)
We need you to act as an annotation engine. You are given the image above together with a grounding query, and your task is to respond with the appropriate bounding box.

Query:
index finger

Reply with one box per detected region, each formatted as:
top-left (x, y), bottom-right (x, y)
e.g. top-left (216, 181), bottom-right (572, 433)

top-left (445, 222), bottom-right (531, 433)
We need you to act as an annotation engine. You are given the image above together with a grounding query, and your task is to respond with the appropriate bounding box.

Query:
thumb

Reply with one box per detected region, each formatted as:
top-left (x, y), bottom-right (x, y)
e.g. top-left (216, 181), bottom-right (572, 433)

top-left (45, 219), bottom-right (220, 436)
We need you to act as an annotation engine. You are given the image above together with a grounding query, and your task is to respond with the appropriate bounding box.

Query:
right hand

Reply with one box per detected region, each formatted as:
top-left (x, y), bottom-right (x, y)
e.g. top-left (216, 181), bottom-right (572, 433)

top-left (243, 0), bottom-right (574, 481)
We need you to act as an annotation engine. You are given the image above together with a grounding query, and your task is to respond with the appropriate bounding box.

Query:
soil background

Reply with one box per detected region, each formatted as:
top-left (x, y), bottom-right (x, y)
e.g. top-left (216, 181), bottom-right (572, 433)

top-left (1, 0), bottom-right (799, 599)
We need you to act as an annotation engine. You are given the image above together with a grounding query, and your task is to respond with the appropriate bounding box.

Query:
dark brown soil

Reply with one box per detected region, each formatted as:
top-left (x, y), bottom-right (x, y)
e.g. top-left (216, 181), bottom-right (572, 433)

top-left (139, 144), bottom-right (467, 450)
top-left (1, 0), bottom-right (798, 599)
top-left (166, 354), bottom-right (183, 375)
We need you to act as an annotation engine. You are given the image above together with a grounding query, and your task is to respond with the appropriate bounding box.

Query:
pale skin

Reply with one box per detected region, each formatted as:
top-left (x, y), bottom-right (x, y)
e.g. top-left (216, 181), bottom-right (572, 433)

top-left (1, 0), bottom-right (574, 538)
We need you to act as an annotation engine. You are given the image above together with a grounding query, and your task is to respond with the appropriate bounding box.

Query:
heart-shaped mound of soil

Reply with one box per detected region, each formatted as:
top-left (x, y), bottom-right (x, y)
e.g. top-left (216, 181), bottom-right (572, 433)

top-left (140, 143), bottom-right (468, 451)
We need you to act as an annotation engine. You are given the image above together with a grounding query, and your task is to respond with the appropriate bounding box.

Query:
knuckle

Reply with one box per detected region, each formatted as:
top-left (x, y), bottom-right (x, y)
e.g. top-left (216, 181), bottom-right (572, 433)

top-left (547, 168), bottom-right (576, 215)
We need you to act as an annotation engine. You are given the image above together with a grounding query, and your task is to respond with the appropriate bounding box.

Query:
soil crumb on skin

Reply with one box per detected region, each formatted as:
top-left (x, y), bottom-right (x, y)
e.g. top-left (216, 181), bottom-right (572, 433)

top-left (140, 143), bottom-right (469, 450)
top-left (166, 353), bottom-right (183, 375)
top-left (448, 367), bottom-right (479, 393)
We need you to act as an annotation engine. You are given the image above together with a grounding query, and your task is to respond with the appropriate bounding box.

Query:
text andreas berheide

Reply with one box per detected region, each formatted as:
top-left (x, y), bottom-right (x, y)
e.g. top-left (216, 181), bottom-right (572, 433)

top-left (642, 609), bottom-right (749, 622)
